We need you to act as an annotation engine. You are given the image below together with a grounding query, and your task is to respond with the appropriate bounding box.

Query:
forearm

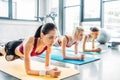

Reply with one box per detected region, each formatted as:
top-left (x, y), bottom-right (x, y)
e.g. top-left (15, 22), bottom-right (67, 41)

top-left (74, 43), bottom-right (78, 55)
top-left (92, 39), bottom-right (95, 49)
top-left (45, 61), bottom-right (50, 67)
top-left (45, 47), bottom-right (51, 67)
top-left (26, 68), bottom-right (51, 76)
top-left (26, 69), bottom-right (39, 75)
top-left (83, 44), bottom-right (93, 52)
top-left (63, 55), bottom-right (78, 60)
top-left (45, 55), bottom-right (50, 67)
top-left (83, 48), bottom-right (99, 52)
top-left (83, 49), bottom-right (93, 52)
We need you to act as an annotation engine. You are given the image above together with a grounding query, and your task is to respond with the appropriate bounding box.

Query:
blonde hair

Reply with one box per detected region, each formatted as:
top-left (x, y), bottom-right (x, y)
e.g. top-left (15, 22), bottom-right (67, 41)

top-left (72, 27), bottom-right (84, 39)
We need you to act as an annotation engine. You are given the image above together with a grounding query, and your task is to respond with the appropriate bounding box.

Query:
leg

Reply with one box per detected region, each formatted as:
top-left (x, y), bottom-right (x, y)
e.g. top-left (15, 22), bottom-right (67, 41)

top-left (0, 48), bottom-right (15, 61)
top-left (0, 49), bottom-right (6, 56)
top-left (4, 40), bottom-right (23, 61)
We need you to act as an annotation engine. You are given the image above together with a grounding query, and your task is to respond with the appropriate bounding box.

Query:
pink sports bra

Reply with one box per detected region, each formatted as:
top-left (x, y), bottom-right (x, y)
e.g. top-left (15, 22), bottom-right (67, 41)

top-left (19, 38), bottom-right (47, 56)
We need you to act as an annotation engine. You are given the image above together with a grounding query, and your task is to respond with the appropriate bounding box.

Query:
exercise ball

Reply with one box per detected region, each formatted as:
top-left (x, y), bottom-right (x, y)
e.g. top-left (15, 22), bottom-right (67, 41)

top-left (97, 29), bottom-right (110, 44)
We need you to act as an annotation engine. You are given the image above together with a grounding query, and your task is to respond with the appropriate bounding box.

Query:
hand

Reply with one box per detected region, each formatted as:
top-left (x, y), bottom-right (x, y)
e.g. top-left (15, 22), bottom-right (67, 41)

top-left (96, 48), bottom-right (102, 52)
top-left (76, 54), bottom-right (85, 60)
top-left (47, 68), bottom-right (61, 78)
top-left (92, 46), bottom-right (95, 49)
top-left (46, 66), bottom-right (58, 71)
top-left (52, 67), bottom-right (58, 71)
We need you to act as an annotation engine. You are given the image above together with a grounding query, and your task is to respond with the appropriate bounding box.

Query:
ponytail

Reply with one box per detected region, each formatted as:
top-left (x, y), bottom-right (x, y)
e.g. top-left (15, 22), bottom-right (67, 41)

top-left (34, 23), bottom-right (57, 38)
top-left (90, 27), bottom-right (99, 32)
top-left (34, 25), bottom-right (42, 38)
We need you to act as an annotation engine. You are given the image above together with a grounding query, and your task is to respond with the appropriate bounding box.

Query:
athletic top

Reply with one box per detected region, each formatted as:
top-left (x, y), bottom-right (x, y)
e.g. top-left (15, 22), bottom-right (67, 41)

top-left (19, 38), bottom-right (47, 56)
top-left (86, 34), bottom-right (93, 42)
top-left (54, 35), bottom-right (77, 48)
top-left (65, 35), bottom-right (77, 47)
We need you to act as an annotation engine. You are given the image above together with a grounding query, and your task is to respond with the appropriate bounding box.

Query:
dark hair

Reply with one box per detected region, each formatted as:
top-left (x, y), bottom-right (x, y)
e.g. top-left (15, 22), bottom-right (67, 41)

top-left (34, 23), bottom-right (57, 38)
top-left (90, 27), bottom-right (99, 32)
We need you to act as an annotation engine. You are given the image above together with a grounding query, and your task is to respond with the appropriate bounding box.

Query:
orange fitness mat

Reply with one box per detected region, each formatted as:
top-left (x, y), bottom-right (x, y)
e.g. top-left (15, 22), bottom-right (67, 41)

top-left (0, 56), bottom-right (79, 80)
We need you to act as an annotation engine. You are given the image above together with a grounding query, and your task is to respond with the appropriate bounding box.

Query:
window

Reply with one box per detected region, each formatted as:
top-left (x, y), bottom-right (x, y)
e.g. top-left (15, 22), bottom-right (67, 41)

top-left (65, 6), bottom-right (80, 34)
top-left (0, 0), bottom-right (38, 21)
top-left (47, 0), bottom-right (59, 27)
top-left (0, 0), bottom-right (8, 17)
top-left (104, 0), bottom-right (120, 37)
top-left (81, 0), bottom-right (101, 35)
top-left (82, 22), bottom-right (100, 34)
top-left (12, 0), bottom-right (37, 20)
top-left (64, 0), bottom-right (80, 34)
top-left (83, 0), bottom-right (101, 20)
top-left (65, 0), bottom-right (80, 6)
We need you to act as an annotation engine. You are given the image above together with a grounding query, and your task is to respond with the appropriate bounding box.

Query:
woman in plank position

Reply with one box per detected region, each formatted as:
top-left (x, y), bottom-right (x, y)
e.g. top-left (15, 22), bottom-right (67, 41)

top-left (3, 23), bottom-right (61, 78)
top-left (54, 27), bottom-right (85, 60)
top-left (82, 27), bottom-right (101, 52)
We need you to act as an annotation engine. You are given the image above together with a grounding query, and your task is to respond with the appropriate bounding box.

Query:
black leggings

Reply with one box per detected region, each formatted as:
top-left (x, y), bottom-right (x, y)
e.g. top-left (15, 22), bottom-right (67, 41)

top-left (5, 40), bottom-right (23, 56)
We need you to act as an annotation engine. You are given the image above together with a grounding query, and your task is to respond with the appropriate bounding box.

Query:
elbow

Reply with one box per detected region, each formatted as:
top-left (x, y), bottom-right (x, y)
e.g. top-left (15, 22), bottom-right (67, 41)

top-left (63, 57), bottom-right (66, 59)
top-left (83, 50), bottom-right (86, 52)
top-left (83, 50), bottom-right (85, 52)
top-left (62, 51), bottom-right (67, 59)
top-left (45, 63), bottom-right (49, 67)
top-left (62, 55), bottom-right (67, 59)
top-left (82, 45), bottom-right (85, 52)
top-left (82, 48), bottom-right (86, 52)
top-left (26, 70), bottom-right (32, 75)
top-left (63, 56), bottom-right (66, 59)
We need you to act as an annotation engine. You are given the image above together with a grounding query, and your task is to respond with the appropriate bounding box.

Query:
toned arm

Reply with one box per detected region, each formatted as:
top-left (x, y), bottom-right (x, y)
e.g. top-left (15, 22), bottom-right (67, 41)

top-left (74, 42), bottom-right (78, 55)
top-left (45, 47), bottom-right (51, 67)
top-left (82, 35), bottom-right (92, 52)
top-left (24, 37), bottom-right (39, 76)
top-left (61, 37), bottom-right (79, 60)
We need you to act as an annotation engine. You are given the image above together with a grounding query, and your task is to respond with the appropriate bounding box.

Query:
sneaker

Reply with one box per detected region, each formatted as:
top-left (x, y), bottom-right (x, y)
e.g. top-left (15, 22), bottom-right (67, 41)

top-left (5, 55), bottom-right (15, 61)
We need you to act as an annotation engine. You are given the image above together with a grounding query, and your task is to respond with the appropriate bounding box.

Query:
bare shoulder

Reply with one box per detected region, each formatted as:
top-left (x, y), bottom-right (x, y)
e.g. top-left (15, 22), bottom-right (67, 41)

top-left (83, 35), bottom-right (88, 42)
top-left (62, 35), bottom-right (71, 43)
top-left (23, 36), bottom-right (34, 44)
top-left (84, 34), bottom-right (88, 39)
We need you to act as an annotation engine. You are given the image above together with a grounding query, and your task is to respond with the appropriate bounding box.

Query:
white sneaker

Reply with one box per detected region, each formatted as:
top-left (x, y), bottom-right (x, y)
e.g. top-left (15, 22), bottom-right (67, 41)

top-left (5, 55), bottom-right (15, 61)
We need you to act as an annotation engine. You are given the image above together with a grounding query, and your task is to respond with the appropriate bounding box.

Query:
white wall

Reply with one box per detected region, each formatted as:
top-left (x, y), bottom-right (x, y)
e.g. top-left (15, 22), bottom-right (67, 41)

top-left (0, 0), bottom-right (51, 42)
top-left (0, 20), bottom-right (41, 42)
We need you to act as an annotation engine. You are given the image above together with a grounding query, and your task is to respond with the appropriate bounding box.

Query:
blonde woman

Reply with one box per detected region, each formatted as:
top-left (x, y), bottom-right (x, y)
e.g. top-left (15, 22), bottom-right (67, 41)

top-left (54, 27), bottom-right (84, 60)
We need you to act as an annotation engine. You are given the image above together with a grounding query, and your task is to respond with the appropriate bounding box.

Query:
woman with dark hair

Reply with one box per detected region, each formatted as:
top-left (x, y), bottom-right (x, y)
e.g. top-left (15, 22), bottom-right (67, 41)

top-left (3, 23), bottom-right (61, 77)
top-left (82, 27), bottom-right (102, 52)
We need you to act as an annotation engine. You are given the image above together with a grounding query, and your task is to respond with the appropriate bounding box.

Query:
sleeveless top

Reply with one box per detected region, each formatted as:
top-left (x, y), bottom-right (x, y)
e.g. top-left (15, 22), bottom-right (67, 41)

top-left (54, 35), bottom-right (77, 48)
top-left (19, 38), bottom-right (47, 56)
top-left (86, 34), bottom-right (93, 42)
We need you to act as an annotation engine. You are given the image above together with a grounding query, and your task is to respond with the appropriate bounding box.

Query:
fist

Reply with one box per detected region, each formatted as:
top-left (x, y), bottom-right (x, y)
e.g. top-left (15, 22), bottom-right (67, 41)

top-left (76, 54), bottom-right (85, 60)
top-left (47, 68), bottom-right (61, 78)
top-left (96, 48), bottom-right (102, 52)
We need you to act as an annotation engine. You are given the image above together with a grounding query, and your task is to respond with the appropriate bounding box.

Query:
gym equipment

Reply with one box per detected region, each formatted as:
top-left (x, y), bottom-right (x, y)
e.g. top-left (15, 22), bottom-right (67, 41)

top-left (97, 29), bottom-right (110, 44)
top-left (39, 52), bottom-right (100, 65)
top-left (52, 47), bottom-right (100, 55)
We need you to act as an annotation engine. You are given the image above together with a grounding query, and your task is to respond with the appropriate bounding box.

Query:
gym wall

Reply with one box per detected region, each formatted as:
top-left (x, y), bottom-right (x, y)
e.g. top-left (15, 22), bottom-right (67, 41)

top-left (0, 20), bottom-right (41, 42)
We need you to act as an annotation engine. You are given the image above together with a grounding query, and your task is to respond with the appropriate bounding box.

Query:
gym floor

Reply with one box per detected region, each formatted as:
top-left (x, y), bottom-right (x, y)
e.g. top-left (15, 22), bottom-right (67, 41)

top-left (33, 44), bottom-right (120, 80)
top-left (0, 43), bottom-right (120, 80)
